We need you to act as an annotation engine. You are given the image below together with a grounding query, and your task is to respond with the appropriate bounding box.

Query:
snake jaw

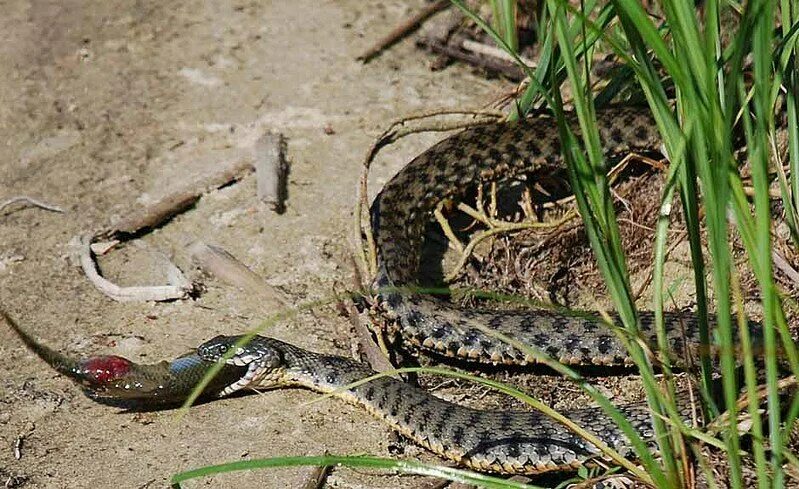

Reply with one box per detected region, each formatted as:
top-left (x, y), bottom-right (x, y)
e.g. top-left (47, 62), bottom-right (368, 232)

top-left (196, 335), bottom-right (286, 395)
top-left (217, 362), bottom-right (260, 396)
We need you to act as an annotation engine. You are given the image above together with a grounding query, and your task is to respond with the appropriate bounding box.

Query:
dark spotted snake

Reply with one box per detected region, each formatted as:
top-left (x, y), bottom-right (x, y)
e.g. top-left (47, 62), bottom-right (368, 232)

top-left (7, 107), bottom-right (769, 474)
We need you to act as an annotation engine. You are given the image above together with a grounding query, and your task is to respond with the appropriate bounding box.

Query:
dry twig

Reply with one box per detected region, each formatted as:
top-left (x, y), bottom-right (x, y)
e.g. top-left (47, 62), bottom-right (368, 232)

top-left (443, 209), bottom-right (578, 282)
top-left (344, 299), bottom-right (395, 375)
top-left (102, 159), bottom-right (253, 239)
top-left (77, 235), bottom-right (192, 302)
top-left (357, 0), bottom-right (450, 63)
top-left (460, 39), bottom-right (536, 68)
top-left (772, 249), bottom-right (799, 284)
top-left (417, 37), bottom-right (525, 81)
top-left (188, 241), bottom-right (289, 309)
top-left (254, 132), bottom-right (289, 213)
top-left (706, 375), bottom-right (797, 436)
top-left (341, 254), bottom-right (394, 374)
top-left (0, 196), bottom-right (64, 214)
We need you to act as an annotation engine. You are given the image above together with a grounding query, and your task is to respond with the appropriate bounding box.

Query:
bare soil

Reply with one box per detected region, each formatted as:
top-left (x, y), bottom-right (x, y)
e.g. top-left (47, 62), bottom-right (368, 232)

top-left (0, 2), bottom-right (500, 487)
top-left (2, 2), bottom-right (796, 489)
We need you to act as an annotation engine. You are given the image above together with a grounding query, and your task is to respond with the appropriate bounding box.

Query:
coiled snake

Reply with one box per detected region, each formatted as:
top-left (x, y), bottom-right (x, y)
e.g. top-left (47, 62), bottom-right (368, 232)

top-left (5, 107), bottom-right (765, 474)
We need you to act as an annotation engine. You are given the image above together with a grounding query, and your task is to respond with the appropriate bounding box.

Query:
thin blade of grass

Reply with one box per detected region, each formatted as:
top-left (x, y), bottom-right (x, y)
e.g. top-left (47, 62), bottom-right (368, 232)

top-left (171, 455), bottom-right (542, 489)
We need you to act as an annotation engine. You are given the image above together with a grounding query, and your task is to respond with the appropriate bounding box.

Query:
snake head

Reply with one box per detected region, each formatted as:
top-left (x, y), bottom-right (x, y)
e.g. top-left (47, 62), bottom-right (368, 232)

top-left (197, 335), bottom-right (285, 395)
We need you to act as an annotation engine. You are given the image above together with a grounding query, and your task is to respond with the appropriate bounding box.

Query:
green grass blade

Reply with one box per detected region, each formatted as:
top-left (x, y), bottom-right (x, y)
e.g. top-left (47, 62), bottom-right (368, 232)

top-left (171, 455), bottom-right (542, 489)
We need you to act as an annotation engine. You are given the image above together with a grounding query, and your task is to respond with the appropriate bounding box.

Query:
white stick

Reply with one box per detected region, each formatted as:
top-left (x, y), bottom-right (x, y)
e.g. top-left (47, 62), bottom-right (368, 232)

top-left (0, 196), bottom-right (64, 213)
top-left (77, 235), bottom-right (192, 302)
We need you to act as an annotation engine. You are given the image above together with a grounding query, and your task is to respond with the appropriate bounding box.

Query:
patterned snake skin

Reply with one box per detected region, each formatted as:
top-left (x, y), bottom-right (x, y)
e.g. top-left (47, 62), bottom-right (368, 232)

top-left (4, 107), bottom-right (777, 474)
top-left (198, 335), bottom-right (695, 474)
top-left (372, 106), bottom-right (739, 366)
top-left (199, 108), bottom-right (743, 474)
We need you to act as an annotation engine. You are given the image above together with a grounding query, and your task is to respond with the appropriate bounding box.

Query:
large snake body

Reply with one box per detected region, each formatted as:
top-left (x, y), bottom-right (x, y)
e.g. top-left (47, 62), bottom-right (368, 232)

top-left (196, 335), bottom-right (694, 474)
top-left (5, 107), bottom-right (766, 474)
top-left (372, 106), bottom-right (741, 367)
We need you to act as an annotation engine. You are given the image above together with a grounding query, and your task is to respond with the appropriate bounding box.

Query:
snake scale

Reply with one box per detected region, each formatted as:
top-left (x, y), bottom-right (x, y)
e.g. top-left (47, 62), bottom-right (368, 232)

top-left (372, 106), bottom-right (723, 367)
top-left (199, 107), bottom-right (728, 474)
top-left (6, 106), bottom-right (763, 475)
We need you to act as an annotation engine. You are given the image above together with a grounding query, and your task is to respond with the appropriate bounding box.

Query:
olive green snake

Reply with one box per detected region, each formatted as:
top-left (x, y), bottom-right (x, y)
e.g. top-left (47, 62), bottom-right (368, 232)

top-left (3, 107), bottom-right (770, 474)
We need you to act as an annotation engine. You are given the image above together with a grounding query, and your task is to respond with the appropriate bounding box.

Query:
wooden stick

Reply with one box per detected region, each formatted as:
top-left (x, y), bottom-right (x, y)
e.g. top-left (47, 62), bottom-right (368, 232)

top-left (188, 241), bottom-right (289, 308)
top-left (772, 249), bottom-right (799, 284)
top-left (0, 196), bottom-right (64, 214)
top-left (357, 0), bottom-right (450, 63)
top-left (103, 159), bottom-right (253, 239)
top-left (416, 37), bottom-right (525, 81)
top-left (254, 132), bottom-right (288, 213)
top-left (342, 255), bottom-right (395, 374)
top-left (77, 235), bottom-right (192, 302)
top-left (461, 39), bottom-right (536, 68)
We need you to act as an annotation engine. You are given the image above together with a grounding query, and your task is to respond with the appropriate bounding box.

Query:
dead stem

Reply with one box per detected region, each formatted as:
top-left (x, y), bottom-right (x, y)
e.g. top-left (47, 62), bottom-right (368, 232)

top-left (354, 110), bottom-right (503, 283)
top-left (444, 210), bottom-right (578, 282)
top-left (0, 196), bottom-right (64, 214)
top-left (356, 0), bottom-right (450, 63)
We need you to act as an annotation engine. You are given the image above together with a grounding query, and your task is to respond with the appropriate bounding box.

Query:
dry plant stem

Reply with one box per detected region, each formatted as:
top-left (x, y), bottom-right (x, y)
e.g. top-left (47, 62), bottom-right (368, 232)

top-left (417, 36), bottom-right (525, 81)
top-left (434, 202), bottom-right (464, 253)
top-left (444, 211), bottom-right (578, 282)
top-left (254, 132), bottom-right (289, 213)
top-left (427, 8), bottom-right (466, 71)
top-left (77, 234), bottom-right (192, 302)
top-left (103, 159), bottom-right (253, 239)
top-left (772, 250), bottom-right (799, 284)
top-left (536, 152), bottom-right (658, 211)
top-left (0, 196), bottom-right (64, 213)
top-left (460, 39), bottom-right (537, 69)
top-left (354, 111), bottom-right (502, 283)
top-left (357, 0), bottom-right (450, 63)
top-left (705, 375), bottom-right (797, 436)
top-left (343, 253), bottom-right (395, 374)
top-left (345, 300), bottom-right (395, 375)
top-left (300, 463), bottom-right (331, 489)
top-left (188, 241), bottom-right (289, 309)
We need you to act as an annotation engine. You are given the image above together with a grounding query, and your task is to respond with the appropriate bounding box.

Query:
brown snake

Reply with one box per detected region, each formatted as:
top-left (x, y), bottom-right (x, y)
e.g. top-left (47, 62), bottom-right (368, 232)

top-left (372, 106), bottom-right (746, 367)
top-left (6, 106), bottom-right (769, 475)
top-left (198, 107), bottom-right (758, 474)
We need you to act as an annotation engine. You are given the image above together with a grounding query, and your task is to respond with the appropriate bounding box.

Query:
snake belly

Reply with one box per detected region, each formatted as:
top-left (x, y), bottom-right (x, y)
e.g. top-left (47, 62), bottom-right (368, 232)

top-left (371, 106), bottom-right (732, 366)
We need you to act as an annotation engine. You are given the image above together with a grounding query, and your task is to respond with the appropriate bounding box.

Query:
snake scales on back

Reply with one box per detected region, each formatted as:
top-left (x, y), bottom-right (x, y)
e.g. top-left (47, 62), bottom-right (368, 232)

top-left (5, 106), bottom-right (766, 475)
top-left (198, 107), bottom-right (748, 474)
top-left (372, 106), bottom-right (724, 367)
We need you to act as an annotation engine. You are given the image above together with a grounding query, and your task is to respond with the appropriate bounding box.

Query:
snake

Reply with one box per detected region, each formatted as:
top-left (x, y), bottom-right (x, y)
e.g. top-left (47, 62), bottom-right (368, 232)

top-left (4, 106), bottom-right (770, 474)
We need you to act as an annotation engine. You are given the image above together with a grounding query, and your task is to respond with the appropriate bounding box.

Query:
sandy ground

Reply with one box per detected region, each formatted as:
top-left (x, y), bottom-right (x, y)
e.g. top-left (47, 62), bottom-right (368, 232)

top-left (5, 2), bottom-right (791, 488)
top-left (0, 1), bottom-right (507, 487)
